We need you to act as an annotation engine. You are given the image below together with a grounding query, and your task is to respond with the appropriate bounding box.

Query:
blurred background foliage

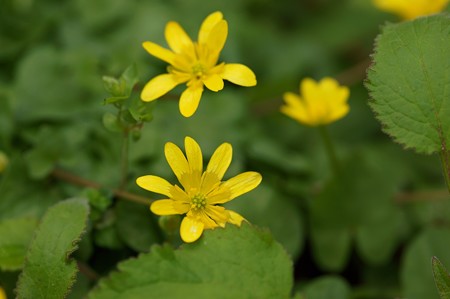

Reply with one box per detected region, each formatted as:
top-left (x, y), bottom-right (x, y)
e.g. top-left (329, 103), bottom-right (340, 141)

top-left (0, 0), bottom-right (449, 298)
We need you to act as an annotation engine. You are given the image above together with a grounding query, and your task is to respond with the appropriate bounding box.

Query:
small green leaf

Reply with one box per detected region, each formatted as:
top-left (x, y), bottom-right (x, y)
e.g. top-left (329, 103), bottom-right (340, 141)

top-left (16, 198), bottom-right (90, 299)
top-left (402, 227), bottom-right (450, 299)
top-left (121, 63), bottom-right (138, 90)
top-left (102, 76), bottom-right (126, 101)
top-left (103, 64), bottom-right (139, 103)
top-left (102, 112), bottom-right (122, 132)
top-left (310, 227), bottom-right (352, 272)
top-left (0, 217), bottom-right (38, 271)
top-left (300, 276), bottom-right (351, 299)
top-left (367, 14), bottom-right (450, 154)
top-left (432, 256), bottom-right (450, 299)
top-left (88, 224), bottom-right (293, 299)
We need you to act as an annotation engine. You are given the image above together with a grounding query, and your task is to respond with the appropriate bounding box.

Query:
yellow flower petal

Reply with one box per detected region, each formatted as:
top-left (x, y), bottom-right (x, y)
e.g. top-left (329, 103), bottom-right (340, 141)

top-left (329, 104), bottom-right (350, 123)
top-left (205, 205), bottom-right (229, 225)
top-left (0, 286), bottom-right (6, 299)
top-left (205, 142), bottom-right (232, 181)
top-left (203, 73), bottom-right (224, 92)
top-left (151, 199), bottom-right (187, 215)
top-left (206, 187), bottom-right (231, 205)
top-left (210, 172), bottom-right (262, 204)
top-left (179, 85), bottom-right (204, 117)
top-left (141, 73), bottom-right (180, 102)
top-left (282, 92), bottom-right (303, 108)
top-left (300, 77), bottom-right (318, 104)
top-left (283, 77), bottom-right (350, 126)
top-left (221, 64), bottom-right (257, 87)
top-left (200, 171), bottom-right (222, 196)
top-left (372, 0), bottom-right (449, 19)
top-left (280, 92), bottom-right (310, 125)
top-left (136, 175), bottom-right (173, 197)
top-left (165, 21), bottom-right (195, 56)
top-left (204, 20), bottom-right (228, 55)
top-left (165, 141), bottom-right (190, 187)
top-left (185, 136), bottom-right (203, 174)
top-left (142, 41), bottom-right (176, 65)
top-left (280, 105), bottom-right (310, 126)
top-left (193, 210), bottom-right (220, 229)
top-left (228, 210), bottom-right (246, 226)
top-left (180, 216), bottom-right (204, 243)
top-left (170, 185), bottom-right (191, 203)
top-left (198, 11), bottom-right (224, 44)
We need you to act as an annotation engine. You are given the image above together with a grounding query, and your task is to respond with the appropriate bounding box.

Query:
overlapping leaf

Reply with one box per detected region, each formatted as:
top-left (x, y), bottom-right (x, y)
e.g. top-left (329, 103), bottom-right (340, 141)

top-left (88, 224), bottom-right (293, 299)
top-left (16, 198), bottom-right (90, 299)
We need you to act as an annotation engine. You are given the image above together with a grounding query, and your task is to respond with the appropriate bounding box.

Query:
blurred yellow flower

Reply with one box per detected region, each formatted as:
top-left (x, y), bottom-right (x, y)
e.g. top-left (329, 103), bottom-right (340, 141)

top-left (0, 151), bottom-right (8, 173)
top-left (136, 136), bottom-right (262, 243)
top-left (373, 0), bottom-right (449, 20)
top-left (281, 77), bottom-right (350, 127)
top-left (141, 11), bottom-right (257, 117)
top-left (0, 286), bottom-right (6, 299)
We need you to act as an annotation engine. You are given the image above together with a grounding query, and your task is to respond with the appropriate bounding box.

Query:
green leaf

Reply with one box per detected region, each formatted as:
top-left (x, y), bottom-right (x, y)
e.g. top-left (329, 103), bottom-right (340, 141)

top-left (310, 227), bottom-right (352, 272)
top-left (16, 198), bottom-right (90, 299)
top-left (310, 150), bottom-right (403, 270)
top-left (432, 256), bottom-right (450, 299)
top-left (367, 14), bottom-right (450, 154)
top-left (0, 217), bottom-right (38, 271)
top-left (88, 224), bottom-right (293, 299)
top-left (355, 204), bottom-right (405, 265)
top-left (115, 201), bottom-right (161, 252)
top-left (225, 183), bottom-right (304, 260)
top-left (299, 276), bottom-right (351, 299)
top-left (402, 227), bottom-right (450, 299)
top-left (102, 112), bottom-right (122, 133)
top-left (103, 64), bottom-right (138, 104)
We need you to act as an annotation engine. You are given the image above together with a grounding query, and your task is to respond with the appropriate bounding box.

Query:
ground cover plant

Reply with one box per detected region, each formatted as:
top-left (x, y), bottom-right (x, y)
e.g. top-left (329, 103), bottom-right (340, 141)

top-left (0, 0), bottom-right (449, 298)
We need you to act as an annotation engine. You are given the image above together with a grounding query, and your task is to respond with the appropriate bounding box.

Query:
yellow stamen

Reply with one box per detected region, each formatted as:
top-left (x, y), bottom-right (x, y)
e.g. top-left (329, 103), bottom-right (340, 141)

top-left (191, 194), bottom-right (207, 210)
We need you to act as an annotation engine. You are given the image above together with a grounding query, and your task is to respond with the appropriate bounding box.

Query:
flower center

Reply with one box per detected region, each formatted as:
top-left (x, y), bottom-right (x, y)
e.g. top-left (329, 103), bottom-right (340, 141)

top-left (191, 63), bottom-right (205, 79)
top-left (191, 194), bottom-right (207, 210)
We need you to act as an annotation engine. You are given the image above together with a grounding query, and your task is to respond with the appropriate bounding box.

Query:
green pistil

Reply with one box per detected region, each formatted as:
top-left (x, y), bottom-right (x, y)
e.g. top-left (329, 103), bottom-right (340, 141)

top-left (192, 63), bottom-right (205, 78)
top-left (191, 194), bottom-right (207, 210)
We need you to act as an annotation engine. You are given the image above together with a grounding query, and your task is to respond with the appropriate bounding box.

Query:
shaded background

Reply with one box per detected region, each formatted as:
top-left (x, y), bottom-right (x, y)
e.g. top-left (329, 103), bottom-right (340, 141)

top-left (1, 0), bottom-right (450, 298)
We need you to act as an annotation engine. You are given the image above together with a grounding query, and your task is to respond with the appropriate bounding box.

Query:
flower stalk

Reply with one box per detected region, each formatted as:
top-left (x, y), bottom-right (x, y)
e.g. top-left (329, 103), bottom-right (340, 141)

top-left (120, 130), bottom-right (130, 190)
top-left (439, 150), bottom-right (450, 194)
top-left (318, 125), bottom-right (340, 176)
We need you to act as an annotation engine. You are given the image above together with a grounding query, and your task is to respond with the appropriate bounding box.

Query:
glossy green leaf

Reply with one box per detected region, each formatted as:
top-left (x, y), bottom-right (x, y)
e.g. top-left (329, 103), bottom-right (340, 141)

top-left (432, 256), bottom-right (450, 299)
top-left (16, 198), bottom-right (90, 299)
top-left (0, 217), bottom-right (38, 271)
top-left (88, 224), bottom-right (293, 299)
top-left (367, 14), bottom-right (450, 154)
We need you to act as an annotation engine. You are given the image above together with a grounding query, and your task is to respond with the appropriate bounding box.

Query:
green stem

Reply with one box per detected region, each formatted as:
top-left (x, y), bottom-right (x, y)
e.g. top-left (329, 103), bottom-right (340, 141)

top-left (439, 150), bottom-right (450, 194)
top-left (318, 125), bottom-right (340, 176)
top-left (120, 130), bottom-right (130, 190)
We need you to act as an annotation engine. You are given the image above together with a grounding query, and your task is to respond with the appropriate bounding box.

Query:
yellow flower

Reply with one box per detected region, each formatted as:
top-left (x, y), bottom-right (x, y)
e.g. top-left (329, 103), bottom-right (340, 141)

top-left (373, 0), bottom-right (449, 20)
top-left (136, 136), bottom-right (262, 243)
top-left (141, 11), bottom-right (257, 117)
top-left (0, 286), bottom-right (6, 299)
top-left (0, 151), bottom-right (8, 173)
top-left (281, 77), bottom-right (350, 127)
